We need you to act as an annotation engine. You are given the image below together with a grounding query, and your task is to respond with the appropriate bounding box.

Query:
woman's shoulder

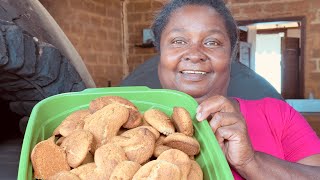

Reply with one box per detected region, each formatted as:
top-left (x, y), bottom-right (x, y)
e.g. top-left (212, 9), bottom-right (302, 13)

top-left (235, 97), bottom-right (294, 119)
top-left (236, 97), bottom-right (288, 108)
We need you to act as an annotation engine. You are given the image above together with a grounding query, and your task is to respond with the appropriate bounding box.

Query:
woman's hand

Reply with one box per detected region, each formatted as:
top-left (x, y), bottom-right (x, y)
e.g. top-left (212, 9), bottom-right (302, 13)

top-left (196, 95), bottom-right (255, 170)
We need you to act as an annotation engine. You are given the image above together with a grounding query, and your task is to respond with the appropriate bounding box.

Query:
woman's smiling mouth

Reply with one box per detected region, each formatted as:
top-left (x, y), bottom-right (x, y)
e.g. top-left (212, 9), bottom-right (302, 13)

top-left (180, 70), bottom-right (207, 75)
top-left (179, 70), bottom-right (209, 81)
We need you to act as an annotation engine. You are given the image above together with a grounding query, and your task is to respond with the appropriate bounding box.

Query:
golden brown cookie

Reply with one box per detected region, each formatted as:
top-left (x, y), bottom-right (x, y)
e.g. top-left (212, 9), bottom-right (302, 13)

top-left (187, 160), bottom-right (203, 180)
top-left (123, 110), bottom-right (143, 129)
top-left (153, 145), bottom-right (171, 158)
top-left (94, 143), bottom-right (128, 179)
top-left (60, 130), bottom-right (93, 168)
top-left (143, 109), bottom-right (175, 135)
top-left (89, 96), bottom-right (137, 113)
top-left (81, 152), bottom-right (94, 165)
top-left (48, 171), bottom-right (80, 180)
top-left (171, 107), bottom-right (194, 136)
top-left (155, 135), bottom-right (166, 146)
top-left (109, 161), bottom-right (141, 180)
top-left (89, 95), bottom-right (142, 129)
top-left (70, 162), bottom-right (96, 179)
top-left (124, 125), bottom-right (160, 140)
top-left (53, 109), bottom-right (90, 137)
top-left (72, 161), bottom-right (108, 179)
top-left (83, 103), bottom-right (129, 151)
top-left (157, 149), bottom-right (192, 180)
top-left (132, 160), bottom-right (181, 180)
top-left (163, 133), bottom-right (200, 156)
top-left (141, 118), bottom-right (151, 126)
top-left (111, 127), bottom-right (156, 164)
top-left (31, 136), bottom-right (70, 179)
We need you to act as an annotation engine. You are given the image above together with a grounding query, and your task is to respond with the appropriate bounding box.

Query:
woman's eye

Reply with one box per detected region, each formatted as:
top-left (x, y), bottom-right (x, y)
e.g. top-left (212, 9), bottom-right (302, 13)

top-left (172, 39), bottom-right (187, 45)
top-left (204, 41), bottom-right (220, 47)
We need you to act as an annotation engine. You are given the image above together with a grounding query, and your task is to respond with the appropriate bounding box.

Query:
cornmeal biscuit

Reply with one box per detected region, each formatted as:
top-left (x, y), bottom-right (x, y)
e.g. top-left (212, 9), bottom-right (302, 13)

top-left (48, 171), bottom-right (80, 180)
top-left (111, 127), bottom-right (156, 164)
top-left (163, 133), bottom-right (200, 156)
top-left (124, 125), bottom-right (160, 140)
top-left (132, 160), bottom-right (181, 180)
top-left (53, 109), bottom-right (90, 137)
top-left (155, 135), bottom-right (166, 146)
top-left (83, 103), bottom-right (129, 151)
top-left (89, 96), bottom-right (142, 129)
top-left (109, 161), bottom-right (141, 180)
top-left (153, 145), bottom-right (171, 158)
top-left (70, 162), bottom-right (96, 179)
top-left (158, 149), bottom-right (192, 180)
top-left (60, 130), bottom-right (93, 168)
top-left (81, 152), bottom-right (94, 165)
top-left (31, 136), bottom-right (70, 179)
top-left (187, 160), bottom-right (203, 180)
top-left (123, 110), bottom-right (143, 129)
top-left (172, 107), bottom-right (194, 136)
top-left (143, 109), bottom-right (175, 135)
top-left (89, 96), bottom-right (137, 113)
top-left (94, 143), bottom-right (128, 179)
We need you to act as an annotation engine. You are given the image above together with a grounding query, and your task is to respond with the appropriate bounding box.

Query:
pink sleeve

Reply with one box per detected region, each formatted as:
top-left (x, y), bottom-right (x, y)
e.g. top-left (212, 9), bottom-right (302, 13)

top-left (281, 101), bottom-right (320, 162)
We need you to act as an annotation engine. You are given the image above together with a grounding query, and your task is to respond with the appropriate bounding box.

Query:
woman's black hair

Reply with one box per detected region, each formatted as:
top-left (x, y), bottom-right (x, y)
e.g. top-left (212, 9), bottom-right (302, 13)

top-left (151, 0), bottom-right (239, 59)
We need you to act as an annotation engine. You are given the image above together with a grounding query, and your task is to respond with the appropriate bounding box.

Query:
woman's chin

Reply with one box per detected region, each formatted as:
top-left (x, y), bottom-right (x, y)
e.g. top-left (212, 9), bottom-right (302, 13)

top-left (178, 86), bottom-right (207, 99)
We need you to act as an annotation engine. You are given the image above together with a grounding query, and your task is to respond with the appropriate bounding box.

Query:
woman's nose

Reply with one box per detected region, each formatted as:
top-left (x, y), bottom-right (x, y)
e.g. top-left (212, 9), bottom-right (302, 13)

top-left (182, 45), bottom-right (208, 63)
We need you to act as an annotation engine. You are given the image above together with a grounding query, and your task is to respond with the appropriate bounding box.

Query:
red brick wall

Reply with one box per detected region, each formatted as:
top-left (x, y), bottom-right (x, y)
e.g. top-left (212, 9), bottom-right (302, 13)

top-left (39, 0), bottom-right (320, 97)
top-left (40, 0), bottom-right (123, 87)
top-left (126, 0), bottom-right (320, 98)
top-left (125, 0), bottom-right (161, 72)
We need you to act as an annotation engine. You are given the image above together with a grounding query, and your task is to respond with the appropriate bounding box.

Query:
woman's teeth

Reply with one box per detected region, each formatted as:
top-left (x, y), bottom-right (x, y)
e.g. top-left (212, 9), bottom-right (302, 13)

top-left (181, 70), bottom-right (207, 75)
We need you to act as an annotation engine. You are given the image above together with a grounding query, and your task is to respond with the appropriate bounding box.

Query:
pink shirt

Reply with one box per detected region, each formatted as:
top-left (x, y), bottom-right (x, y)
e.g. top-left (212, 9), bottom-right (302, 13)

top-left (232, 98), bottom-right (320, 180)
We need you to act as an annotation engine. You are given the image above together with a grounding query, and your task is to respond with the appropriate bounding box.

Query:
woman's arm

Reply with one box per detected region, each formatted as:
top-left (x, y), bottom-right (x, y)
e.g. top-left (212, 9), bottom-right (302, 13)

top-left (238, 152), bottom-right (320, 180)
top-left (196, 96), bottom-right (320, 179)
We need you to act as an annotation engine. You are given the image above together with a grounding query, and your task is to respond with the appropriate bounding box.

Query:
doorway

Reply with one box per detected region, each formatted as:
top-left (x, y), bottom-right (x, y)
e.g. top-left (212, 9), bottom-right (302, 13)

top-left (237, 17), bottom-right (305, 99)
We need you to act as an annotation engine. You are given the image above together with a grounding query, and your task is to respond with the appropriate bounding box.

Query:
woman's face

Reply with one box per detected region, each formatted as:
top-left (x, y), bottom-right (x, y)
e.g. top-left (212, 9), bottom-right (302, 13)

top-left (158, 5), bottom-right (232, 103)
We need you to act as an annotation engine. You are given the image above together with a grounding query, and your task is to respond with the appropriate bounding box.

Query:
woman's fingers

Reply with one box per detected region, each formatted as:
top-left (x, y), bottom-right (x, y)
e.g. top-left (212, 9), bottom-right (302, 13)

top-left (196, 95), bottom-right (237, 121)
top-left (209, 112), bottom-right (240, 133)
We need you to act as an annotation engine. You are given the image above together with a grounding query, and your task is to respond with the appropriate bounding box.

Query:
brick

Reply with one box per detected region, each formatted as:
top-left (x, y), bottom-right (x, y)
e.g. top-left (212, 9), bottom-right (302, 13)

top-left (229, 6), bottom-right (241, 15)
top-left (127, 3), bottom-right (135, 12)
top-left (102, 18), bottom-right (113, 27)
top-left (310, 72), bottom-right (320, 80)
top-left (134, 2), bottom-right (152, 12)
top-left (242, 4), bottom-right (263, 16)
top-left (76, 12), bottom-right (91, 23)
top-left (263, 3), bottom-right (286, 14)
top-left (68, 0), bottom-right (84, 11)
top-left (83, 1), bottom-right (96, 12)
top-left (309, 0), bottom-right (320, 9)
top-left (95, 5), bottom-right (107, 16)
top-left (152, 1), bottom-right (164, 11)
top-left (92, 0), bottom-right (105, 5)
top-left (285, 1), bottom-right (308, 14)
top-left (127, 13), bottom-right (144, 23)
top-left (107, 9), bottom-right (119, 18)
top-left (234, 0), bottom-right (251, 4)
top-left (313, 49), bottom-right (320, 58)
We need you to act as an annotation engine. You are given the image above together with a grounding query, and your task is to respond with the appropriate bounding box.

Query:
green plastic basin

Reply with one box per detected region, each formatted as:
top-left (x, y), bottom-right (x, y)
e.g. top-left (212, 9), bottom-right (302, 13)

top-left (18, 86), bottom-right (233, 180)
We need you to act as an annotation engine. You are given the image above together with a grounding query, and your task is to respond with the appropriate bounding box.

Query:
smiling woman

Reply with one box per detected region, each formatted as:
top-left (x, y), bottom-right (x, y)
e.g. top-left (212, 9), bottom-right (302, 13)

top-left (157, 5), bottom-right (231, 102)
top-left (151, 0), bottom-right (320, 179)
top-left (152, 1), bottom-right (237, 103)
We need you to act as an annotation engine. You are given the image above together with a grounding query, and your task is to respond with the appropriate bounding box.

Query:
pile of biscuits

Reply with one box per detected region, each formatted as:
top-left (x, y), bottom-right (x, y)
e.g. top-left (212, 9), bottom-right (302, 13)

top-left (31, 96), bottom-right (203, 180)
